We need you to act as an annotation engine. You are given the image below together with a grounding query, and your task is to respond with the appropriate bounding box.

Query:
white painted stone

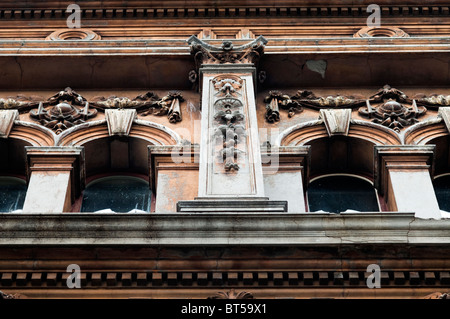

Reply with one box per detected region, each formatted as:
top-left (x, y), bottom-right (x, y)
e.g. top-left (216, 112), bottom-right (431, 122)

top-left (0, 109), bottom-right (19, 138)
top-left (105, 108), bottom-right (137, 136)
top-left (263, 172), bottom-right (305, 213)
top-left (22, 172), bottom-right (71, 213)
top-left (389, 170), bottom-right (441, 219)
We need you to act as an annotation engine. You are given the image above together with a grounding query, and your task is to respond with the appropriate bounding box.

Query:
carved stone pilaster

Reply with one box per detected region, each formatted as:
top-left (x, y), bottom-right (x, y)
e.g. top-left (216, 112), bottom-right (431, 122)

top-left (178, 36), bottom-right (287, 212)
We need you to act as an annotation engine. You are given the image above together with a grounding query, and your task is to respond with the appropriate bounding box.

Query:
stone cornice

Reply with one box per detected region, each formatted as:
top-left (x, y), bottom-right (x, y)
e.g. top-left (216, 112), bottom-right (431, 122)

top-left (2, 37), bottom-right (450, 57)
top-left (1, 212), bottom-right (450, 245)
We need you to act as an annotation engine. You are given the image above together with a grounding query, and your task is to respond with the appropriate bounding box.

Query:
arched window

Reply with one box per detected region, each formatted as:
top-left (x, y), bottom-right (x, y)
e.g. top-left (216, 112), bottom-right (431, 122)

top-left (0, 177), bottom-right (27, 212)
top-left (433, 174), bottom-right (450, 212)
top-left (307, 175), bottom-right (380, 213)
top-left (80, 176), bottom-right (151, 213)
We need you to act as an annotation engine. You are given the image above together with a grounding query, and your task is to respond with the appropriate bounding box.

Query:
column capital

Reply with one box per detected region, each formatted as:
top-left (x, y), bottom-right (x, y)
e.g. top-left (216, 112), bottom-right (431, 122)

top-left (187, 35), bottom-right (268, 73)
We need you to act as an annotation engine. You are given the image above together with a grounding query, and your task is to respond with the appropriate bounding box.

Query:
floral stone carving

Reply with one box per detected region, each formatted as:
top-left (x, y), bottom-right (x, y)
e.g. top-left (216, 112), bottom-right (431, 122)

top-left (358, 85), bottom-right (426, 132)
top-left (30, 87), bottom-right (97, 134)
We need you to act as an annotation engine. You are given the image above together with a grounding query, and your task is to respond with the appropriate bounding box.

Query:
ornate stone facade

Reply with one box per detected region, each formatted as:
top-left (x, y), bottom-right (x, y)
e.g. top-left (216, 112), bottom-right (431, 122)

top-left (1, 0), bottom-right (450, 300)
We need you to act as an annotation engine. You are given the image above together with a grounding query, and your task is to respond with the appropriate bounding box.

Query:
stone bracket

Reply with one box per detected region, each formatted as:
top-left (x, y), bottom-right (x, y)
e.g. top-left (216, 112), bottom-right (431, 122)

top-left (374, 145), bottom-right (436, 196)
top-left (319, 108), bottom-right (352, 137)
top-left (0, 109), bottom-right (19, 138)
top-left (25, 146), bottom-right (86, 203)
top-left (148, 145), bottom-right (200, 195)
top-left (105, 109), bottom-right (137, 136)
top-left (261, 145), bottom-right (311, 191)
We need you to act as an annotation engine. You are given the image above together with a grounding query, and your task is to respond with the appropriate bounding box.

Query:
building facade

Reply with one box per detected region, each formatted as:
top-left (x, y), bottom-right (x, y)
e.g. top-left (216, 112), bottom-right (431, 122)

top-left (1, 0), bottom-right (450, 299)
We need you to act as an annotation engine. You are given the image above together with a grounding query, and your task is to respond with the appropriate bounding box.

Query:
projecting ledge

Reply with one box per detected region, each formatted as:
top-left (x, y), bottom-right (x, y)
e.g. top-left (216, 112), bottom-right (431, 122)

top-left (1, 212), bottom-right (450, 246)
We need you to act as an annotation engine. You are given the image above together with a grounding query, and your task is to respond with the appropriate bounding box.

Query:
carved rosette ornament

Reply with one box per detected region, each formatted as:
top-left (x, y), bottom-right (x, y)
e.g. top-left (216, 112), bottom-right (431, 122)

top-left (212, 75), bottom-right (246, 172)
top-left (30, 87), bottom-right (97, 134)
top-left (358, 85), bottom-right (426, 132)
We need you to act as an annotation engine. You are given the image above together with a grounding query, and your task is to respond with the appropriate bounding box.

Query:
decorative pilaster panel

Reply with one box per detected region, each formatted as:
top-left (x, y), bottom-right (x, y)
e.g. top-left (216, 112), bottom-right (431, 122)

top-left (177, 36), bottom-right (286, 212)
top-left (199, 68), bottom-right (265, 198)
top-left (374, 145), bottom-right (440, 219)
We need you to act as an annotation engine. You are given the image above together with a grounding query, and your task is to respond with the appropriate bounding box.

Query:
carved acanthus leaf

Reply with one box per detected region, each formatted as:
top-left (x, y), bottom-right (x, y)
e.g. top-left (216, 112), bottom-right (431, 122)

top-left (208, 289), bottom-right (254, 299)
top-left (187, 35), bottom-right (268, 73)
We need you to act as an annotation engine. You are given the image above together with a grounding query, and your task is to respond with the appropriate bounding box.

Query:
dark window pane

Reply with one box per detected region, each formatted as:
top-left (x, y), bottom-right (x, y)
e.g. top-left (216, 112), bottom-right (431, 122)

top-left (433, 175), bottom-right (450, 212)
top-left (0, 177), bottom-right (27, 213)
top-left (81, 176), bottom-right (151, 213)
top-left (308, 175), bottom-right (379, 213)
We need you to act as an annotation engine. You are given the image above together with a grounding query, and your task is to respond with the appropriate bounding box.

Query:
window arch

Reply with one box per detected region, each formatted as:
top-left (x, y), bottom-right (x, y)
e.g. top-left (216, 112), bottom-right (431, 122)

top-left (307, 175), bottom-right (380, 213)
top-left (0, 177), bottom-right (27, 212)
top-left (80, 176), bottom-right (151, 213)
top-left (433, 174), bottom-right (450, 212)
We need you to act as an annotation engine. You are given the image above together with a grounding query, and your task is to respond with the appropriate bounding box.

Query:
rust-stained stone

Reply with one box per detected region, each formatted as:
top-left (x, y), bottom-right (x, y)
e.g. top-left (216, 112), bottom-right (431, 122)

top-left (197, 273), bottom-right (208, 286)
top-left (287, 272), bottom-right (298, 285)
top-left (1, 273), bottom-right (13, 286)
top-left (31, 273), bottom-right (42, 286)
top-left (257, 272), bottom-right (268, 285)
top-left (273, 272), bottom-right (284, 285)
top-left (121, 273), bottom-right (132, 286)
top-left (181, 273), bottom-right (193, 286)
top-left (440, 272), bottom-right (450, 285)
top-left (349, 272), bottom-right (359, 285)
top-left (319, 272), bottom-right (329, 285)
top-left (136, 273), bottom-right (148, 286)
top-left (16, 273), bottom-right (27, 286)
top-left (303, 272), bottom-right (314, 285)
top-left (410, 272), bottom-right (421, 285)
top-left (167, 272), bottom-right (178, 286)
top-left (425, 272), bottom-right (436, 285)
top-left (151, 273), bottom-right (163, 286)
top-left (46, 273), bottom-right (58, 286)
top-left (394, 272), bottom-right (406, 285)
top-left (333, 272), bottom-right (344, 285)
top-left (91, 273), bottom-right (102, 286)
top-left (227, 272), bottom-right (239, 285)
top-left (212, 273), bottom-right (223, 286)
top-left (243, 272), bottom-right (254, 285)
top-left (106, 273), bottom-right (117, 286)
top-left (380, 272), bottom-right (390, 285)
